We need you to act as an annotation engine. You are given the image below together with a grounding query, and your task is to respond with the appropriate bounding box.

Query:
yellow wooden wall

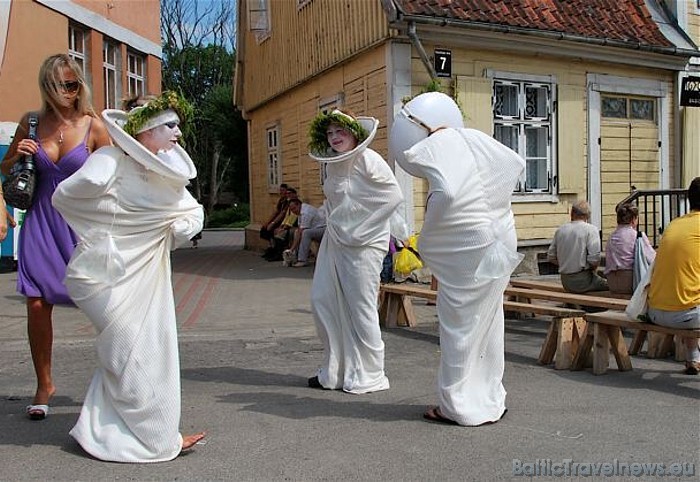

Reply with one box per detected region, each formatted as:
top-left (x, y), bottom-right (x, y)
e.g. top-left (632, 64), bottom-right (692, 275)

top-left (248, 45), bottom-right (389, 223)
top-left (238, 0), bottom-right (389, 111)
top-left (688, 0), bottom-right (700, 42)
top-left (404, 43), bottom-right (675, 242)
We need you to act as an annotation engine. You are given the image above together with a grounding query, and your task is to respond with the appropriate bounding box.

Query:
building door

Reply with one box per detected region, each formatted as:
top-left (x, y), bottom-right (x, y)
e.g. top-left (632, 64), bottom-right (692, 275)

top-left (598, 95), bottom-right (660, 243)
top-left (587, 74), bottom-right (670, 242)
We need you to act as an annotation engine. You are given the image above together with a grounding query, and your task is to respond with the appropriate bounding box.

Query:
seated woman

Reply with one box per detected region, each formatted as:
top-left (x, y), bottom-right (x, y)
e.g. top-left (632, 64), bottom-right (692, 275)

top-left (604, 203), bottom-right (655, 295)
top-left (52, 91), bottom-right (205, 462)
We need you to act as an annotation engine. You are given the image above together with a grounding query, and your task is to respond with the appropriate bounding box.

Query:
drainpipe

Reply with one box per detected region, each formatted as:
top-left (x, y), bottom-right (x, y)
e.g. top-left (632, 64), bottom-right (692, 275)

top-left (407, 21), bottom-right (437, 79)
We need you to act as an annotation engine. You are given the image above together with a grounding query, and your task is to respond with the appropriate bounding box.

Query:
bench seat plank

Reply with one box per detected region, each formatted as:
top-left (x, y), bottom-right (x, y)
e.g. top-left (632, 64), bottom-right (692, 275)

top-left (505, 287), bottom-right (628, 311)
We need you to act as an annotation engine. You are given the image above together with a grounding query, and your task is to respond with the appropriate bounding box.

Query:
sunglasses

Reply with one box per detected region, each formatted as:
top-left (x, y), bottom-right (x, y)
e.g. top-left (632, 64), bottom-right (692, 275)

top-left (55, 81), bottom-right (81, 93)
top-left (164, 121), bottom-right (180, 129)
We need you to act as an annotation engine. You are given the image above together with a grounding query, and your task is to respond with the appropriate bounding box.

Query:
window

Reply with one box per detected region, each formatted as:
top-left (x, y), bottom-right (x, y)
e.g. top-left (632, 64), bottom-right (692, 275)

top-left (103, 40), bottom-right (119, 109)
top-left (68, 25), bottom-right (86, 74)
top-left (266, 125), bottom-right (280, 190)
top-left (601, 95), bottom-right (655, 122)
top-left (127, 52), bottom-right (145, 97)
top-left (248, 0), bottom-right (270, 42)
top-left (493, 78), bottom-right (555, 194)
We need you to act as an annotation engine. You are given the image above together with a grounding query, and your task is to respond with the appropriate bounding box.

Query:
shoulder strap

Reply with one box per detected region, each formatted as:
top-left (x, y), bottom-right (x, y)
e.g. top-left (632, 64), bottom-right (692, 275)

top-left (27, 112), bottom-right (38, 141)
top-left (82, 118), bottom-right (93, 143)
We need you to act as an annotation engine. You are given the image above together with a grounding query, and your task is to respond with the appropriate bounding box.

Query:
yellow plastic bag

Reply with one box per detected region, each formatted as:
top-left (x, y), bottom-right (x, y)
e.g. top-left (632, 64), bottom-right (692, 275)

top-left (394, 234), bottom-right (423, 276)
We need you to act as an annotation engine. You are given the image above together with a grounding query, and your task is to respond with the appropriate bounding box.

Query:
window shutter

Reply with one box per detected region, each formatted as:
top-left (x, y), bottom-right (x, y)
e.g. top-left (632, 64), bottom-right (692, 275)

top-left (557, 85), bottom-right (586, 193)
top-left (456, 76), bottom-right (493, 135)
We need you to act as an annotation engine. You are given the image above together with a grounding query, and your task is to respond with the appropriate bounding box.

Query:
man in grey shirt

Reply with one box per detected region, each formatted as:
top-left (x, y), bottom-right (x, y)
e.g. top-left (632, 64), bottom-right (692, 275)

top-left (547, 200), bottom-right (608, 293)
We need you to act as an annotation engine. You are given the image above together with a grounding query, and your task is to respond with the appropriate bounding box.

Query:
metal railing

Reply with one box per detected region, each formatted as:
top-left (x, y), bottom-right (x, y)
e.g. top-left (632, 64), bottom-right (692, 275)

top-left (616, 188), bottom-right (689, 248)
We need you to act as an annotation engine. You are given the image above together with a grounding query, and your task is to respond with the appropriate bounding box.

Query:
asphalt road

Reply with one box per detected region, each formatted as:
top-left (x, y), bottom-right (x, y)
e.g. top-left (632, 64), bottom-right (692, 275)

top-left (0, 231), bottom-right (697, 481)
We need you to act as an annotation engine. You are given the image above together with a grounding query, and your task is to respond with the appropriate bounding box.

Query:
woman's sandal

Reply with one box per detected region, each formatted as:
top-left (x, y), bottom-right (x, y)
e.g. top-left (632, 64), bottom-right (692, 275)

top-left (423, 406), bottom-right (508, 426)
top-left (26, 404), bottom-right (49, 421)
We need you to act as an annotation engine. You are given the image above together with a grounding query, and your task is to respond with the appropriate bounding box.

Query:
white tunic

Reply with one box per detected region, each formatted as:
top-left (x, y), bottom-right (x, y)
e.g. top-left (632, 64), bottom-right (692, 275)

top-left (52, 123), bottom-right (203, 461)
top-left (311, 147), bottom-right (403, 393)
top-left (403, 128), bottom-right (525, 425)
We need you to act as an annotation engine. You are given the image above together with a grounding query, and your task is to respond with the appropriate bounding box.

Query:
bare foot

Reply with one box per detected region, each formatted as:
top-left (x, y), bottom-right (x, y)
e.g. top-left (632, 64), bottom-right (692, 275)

top-left (33, 385), bottom-right (56, 406)
top-left (181, 431), bottom-right (206, 452)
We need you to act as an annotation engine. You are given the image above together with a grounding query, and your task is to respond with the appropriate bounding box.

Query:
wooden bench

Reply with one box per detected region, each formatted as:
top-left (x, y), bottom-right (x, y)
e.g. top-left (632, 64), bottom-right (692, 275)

top-left (377, 283), bottom-right (586, 369)
top-left (504, 287), bottom-right (629, 311)
top-left (509, 279), bottom-right (566, 292)
top-left (572, 310), bottom-right (700, 375)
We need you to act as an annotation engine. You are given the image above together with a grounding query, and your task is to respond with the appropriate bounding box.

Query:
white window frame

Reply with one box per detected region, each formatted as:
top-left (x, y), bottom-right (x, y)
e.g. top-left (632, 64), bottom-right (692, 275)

top-left (248, 0), bottom-right (271, 43)
top-left (103, 40), bottom-right (120, 109)
top-left (266, 124), bottom-right (280, 191)
top-left (488, 70), bottom-right (558, 201)
top-left (127, 51), bottom-right (146, 97)
top-left (68, 25), bottom-right (87, 77)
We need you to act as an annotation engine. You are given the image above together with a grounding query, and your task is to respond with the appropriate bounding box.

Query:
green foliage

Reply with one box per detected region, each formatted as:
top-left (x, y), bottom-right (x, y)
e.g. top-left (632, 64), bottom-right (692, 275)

top-left (401, 79), bottom-right (444, 105)
top-left (206, 203), bottom-right (250, 228)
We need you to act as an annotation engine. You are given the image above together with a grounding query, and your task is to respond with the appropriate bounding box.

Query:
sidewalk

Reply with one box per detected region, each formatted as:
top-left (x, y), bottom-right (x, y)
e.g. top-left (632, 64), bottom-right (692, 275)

top-left (0, 231), bottom-right (697, 481)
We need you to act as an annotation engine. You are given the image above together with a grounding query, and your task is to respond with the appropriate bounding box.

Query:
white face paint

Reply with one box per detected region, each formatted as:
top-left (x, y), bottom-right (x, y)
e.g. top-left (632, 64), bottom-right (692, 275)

top-left (140, 121), bottom-right (182, 154)
top-left (326, 123), bottom-right (357, 153)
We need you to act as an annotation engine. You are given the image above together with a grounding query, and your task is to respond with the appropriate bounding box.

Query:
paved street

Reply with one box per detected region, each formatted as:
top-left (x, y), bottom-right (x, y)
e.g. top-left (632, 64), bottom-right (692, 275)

top-left (0, 231), bottom-right (698, 481)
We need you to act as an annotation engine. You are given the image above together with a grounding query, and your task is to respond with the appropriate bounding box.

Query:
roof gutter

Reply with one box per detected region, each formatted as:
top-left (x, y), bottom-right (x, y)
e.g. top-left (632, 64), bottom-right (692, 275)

top-left (394, 13), bottom-right (698, 59)
top-left (407, 21), bottom-right (437, 80)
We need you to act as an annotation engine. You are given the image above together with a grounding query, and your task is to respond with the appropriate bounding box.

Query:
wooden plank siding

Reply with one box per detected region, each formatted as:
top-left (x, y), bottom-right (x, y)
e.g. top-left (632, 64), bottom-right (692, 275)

top-left (247, 46), bottom-right (390, 224)
top-left (238, 0), bottom-right (390, 111)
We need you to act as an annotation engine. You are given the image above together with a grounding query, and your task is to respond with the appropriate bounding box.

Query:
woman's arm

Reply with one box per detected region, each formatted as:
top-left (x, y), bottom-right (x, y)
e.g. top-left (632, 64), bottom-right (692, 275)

top-left (1, 113), bottom-right (35, 176)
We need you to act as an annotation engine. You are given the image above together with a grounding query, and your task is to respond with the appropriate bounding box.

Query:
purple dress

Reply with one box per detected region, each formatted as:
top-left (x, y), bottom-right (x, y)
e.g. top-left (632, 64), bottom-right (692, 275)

top-left (17, 121), bottom-right (92, 304)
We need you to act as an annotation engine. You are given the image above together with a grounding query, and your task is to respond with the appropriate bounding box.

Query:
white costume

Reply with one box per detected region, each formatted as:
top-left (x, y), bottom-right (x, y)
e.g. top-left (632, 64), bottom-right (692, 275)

top-left (52, 109), bottom-right (203, 462)
top-left (309, 115), bottom-right (404, 393)
top-left (390, 93), bottom-right (525, 425)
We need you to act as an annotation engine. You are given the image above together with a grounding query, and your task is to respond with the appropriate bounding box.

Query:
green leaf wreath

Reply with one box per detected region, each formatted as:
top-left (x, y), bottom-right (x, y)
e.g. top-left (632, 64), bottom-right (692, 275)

top-left (123, 90), bottom-right (194, 137)
top-left (308, 110), bottom-right (368, 154)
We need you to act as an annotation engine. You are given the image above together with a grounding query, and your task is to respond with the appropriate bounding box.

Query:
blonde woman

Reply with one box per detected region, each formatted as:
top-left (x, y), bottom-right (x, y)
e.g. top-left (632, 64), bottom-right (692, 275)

top-left (0, 54), bottom-right (110, 420)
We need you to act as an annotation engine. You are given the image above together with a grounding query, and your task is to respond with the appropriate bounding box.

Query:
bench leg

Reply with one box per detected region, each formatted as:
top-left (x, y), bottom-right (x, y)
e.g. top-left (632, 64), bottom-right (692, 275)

top-left (538, 319), bottom-right (559, 366)
top-left (592, 324), bottom-right (611, 375)
top-left (554, 317), bottom-right (585, 370)
top-left (607, 326), bottom-right (632, 372)
top-left (629, 330), bottom-right (647, 356)
top-left (647, 332), bottom-right (674, 358)
top-left (572, 323), bottom-right (594, 371)
top-left (397, 295), bottom-right (417, 327)
top-left (382, 293), bottom-right (401, 328)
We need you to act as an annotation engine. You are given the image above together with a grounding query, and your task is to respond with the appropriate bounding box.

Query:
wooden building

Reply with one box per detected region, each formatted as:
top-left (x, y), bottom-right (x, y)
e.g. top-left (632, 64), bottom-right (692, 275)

top-left (234, 0), bottom-right (699, 272)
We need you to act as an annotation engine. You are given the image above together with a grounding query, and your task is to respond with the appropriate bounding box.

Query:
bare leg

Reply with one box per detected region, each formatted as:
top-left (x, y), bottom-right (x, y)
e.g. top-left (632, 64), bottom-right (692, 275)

top-left (181, 431), bottom-right (207, 451)
top-left (27, 297), bottom-right (56, 406)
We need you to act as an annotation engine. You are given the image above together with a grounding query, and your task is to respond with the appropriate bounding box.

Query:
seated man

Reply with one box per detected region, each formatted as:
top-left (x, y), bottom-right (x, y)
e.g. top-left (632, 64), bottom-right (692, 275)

top-left (284, 199), bottom-right (327, 267)
top-left (265, 188), bottom-right (299, 261)
top-left (547, 200), bottom-right (608, 293)
top-left (647, 177), bottom-right (700, 375)
top-left (260, 183), bottom-right (289, 244)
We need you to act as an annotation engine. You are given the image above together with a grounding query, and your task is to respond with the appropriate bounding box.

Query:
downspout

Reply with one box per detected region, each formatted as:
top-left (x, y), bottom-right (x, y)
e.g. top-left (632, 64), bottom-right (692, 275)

top-left (407, 21), bottom-right (437, 79)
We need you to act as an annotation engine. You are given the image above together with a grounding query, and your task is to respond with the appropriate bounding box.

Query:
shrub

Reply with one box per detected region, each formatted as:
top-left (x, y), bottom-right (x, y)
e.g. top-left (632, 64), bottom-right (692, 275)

top-left (206, 203), bottom-right (250, 228)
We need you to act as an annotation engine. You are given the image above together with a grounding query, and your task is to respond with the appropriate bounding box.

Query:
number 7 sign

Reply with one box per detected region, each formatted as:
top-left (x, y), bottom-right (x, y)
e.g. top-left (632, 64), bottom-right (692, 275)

top-left (434, 49), bottom-right (452, 78)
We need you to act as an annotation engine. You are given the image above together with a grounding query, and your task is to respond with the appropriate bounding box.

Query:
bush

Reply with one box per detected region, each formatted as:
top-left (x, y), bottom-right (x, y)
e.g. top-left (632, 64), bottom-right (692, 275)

top-left (206, 203), bottom-right (250, 228)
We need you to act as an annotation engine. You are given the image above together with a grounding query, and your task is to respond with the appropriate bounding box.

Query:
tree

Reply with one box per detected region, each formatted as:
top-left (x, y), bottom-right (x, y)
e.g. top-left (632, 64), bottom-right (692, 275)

top-left (160, 0), bottom-right (247, 211)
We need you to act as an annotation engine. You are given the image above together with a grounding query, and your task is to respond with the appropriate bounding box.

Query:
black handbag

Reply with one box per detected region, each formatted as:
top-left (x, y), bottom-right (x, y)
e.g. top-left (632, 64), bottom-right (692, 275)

top-left (2, 113), bottom-right (38, 210)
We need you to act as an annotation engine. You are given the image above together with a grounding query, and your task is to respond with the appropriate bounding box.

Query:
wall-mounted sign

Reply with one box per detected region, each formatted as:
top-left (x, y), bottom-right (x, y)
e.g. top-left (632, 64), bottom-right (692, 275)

top-left (434, 49), bottom-right (452, 78)
top-left (680, 76), bottom-right (700, 107)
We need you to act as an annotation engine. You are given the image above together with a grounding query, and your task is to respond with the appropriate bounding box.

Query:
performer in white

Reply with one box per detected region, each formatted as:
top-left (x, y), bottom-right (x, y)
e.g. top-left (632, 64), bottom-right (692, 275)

top-left (389, 92), bottom-right (525, 426)
top-left (307, 110), bottom-right (404, 393)
top-left (52, 92), bottom-right (205, 462)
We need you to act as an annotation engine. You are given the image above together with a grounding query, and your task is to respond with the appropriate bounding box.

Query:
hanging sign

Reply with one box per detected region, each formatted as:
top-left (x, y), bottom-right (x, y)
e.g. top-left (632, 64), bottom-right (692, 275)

top-left (434, 49), bottom-right (452, 78)
top-left (680, 76), bottom-right (700, 107)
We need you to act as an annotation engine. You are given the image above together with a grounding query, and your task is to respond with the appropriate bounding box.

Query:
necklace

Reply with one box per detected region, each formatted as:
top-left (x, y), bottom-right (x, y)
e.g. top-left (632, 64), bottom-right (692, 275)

top-left (58, 129), bottom-right (64, 144)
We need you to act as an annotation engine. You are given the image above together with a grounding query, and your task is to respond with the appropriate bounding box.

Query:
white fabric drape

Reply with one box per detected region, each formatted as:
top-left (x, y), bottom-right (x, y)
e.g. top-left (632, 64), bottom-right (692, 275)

top-left (52, 144), bottom-right (203, 462)
top-left (311, 148), bottom-right (403, 393)
top-left (403, 128), bottom-right (525, 425)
